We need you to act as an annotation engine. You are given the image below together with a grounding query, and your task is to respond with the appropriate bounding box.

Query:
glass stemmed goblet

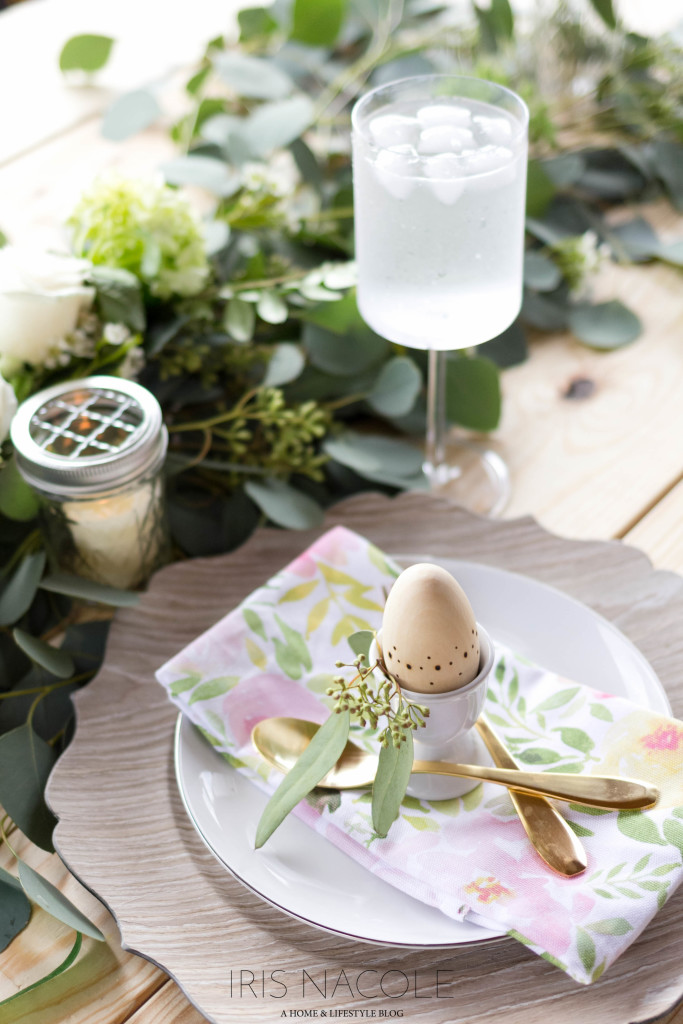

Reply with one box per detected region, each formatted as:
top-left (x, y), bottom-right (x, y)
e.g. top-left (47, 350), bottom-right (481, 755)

top-left (352, 75), bottom-right (529, 515)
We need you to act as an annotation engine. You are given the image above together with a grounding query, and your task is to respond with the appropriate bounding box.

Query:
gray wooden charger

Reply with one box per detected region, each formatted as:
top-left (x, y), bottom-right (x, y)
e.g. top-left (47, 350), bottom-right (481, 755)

top-left (46, 493), bottom-right (683, 1024)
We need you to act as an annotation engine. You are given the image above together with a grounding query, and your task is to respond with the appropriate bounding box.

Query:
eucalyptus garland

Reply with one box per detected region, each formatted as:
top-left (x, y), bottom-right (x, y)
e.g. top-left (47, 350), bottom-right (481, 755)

top-left (0, 0), bottom-right (681, 1001)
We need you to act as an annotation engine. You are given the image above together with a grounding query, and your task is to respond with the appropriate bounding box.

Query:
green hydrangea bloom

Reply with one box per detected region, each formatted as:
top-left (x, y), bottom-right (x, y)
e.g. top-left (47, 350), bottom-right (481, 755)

top-left (69, 176), bottom-right (210, 299)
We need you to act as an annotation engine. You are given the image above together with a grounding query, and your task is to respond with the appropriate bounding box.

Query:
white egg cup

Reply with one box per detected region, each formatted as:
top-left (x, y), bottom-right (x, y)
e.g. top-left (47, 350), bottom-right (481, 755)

top-left (370, 623), bottom-right (495, 800)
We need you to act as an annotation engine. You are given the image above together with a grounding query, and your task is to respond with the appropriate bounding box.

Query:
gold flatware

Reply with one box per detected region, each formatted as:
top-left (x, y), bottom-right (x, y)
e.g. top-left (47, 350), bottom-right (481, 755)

top-left (476, 715), bottom-right (588, 876)
top-left (252, 717), bottom-right (659, 810)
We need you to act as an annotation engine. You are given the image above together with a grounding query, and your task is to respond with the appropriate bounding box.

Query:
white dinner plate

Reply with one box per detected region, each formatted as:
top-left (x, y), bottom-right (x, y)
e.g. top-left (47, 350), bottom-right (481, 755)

top-left (174, 556), bottom-right (671, 949)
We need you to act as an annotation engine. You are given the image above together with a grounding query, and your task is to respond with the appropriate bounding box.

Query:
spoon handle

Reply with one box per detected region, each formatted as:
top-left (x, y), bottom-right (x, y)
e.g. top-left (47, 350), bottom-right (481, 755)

top-left (476, 716), bottom-right (587, 876)
top-left (412, 759), bottom-right (658, 809)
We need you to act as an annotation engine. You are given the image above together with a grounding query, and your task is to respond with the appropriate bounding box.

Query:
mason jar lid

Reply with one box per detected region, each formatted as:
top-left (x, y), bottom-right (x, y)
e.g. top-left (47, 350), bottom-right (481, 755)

top-left (11, 376), bottom-right (168, 497)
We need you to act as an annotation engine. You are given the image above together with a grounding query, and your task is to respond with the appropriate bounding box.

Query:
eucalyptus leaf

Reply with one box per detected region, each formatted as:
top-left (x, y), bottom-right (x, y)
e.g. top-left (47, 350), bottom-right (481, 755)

top-left (0, 550), bottom-right (46, 627)
top-left (610, 217), bottom-right (661, 262)
top-left (101, 89), bottom-right (161, 142)
top-left (522, 289), bottom-right (570, 331)
top-left (291, 0), bottom-right (346, 46)
top-left (569, 300), bottom-right (642, 349)
top-left (0, 459), bottom-right (40, 522)
top-left (255, 710), bottom-right (351, 847)
top-left (257, 291), bottom-right (289, 325)
top-left (238, 7), bottom-right (280, 41)
top-left (372, 730), bottom-right (414, 838)
top-left (524, 250), bottom-right (562, 292)
top-left (59, 34), bottom-right (114, 73)
top-left (323, 431), bottom-right (423, 480)
top-left (224, 297), bottom-right (256, 342)
top-left (303, 322), bottom-right (388, 376)
top-left (445, 356), bottom-right (501, 431)
top-left (0, 868), bottom-right (31, 953)
top-left (526, 160), bottom-right (556, 218)
top-left (659, 241), bottom-right (683, 267)
top-left (162, 156), bottom-right (241, 197)
top-left (13, 630), bottom-right (75, 680)
top-left (202, 219), bottom-right (231, 255)
top-left (17, 862), bottom-right (104, 941)
top-left (302, 293), bottom-right (363, 334)
top-left (479, 320), bottom-right (528, 368)
top-left (243, 95), bottom-right (315, 157)
top-left (262, 344), bottom-right (306, 387)
top-left (653, 141), bottom-right (683, 211)
top-left (289, 138), bottom-right (323, 191)
top-left (88, 265), bottom-right (146, 332)
top-left (348, 630), bottom-right (374, 660)
top-left (588, 0), bottom-right (617, 28)
top-left (0, 930), bottom-right (82, 1006)
top-left (0, 724), bottom-right (57, 851)
top-left (200, 113), bottom-right (243, 147)
top-left (213, 52), bottom-right (294, 100)
top-left (244, 478), bottom-right (324, 529)
top-left (542, 154), bottom-right (586, 188)
top-left (39, 573), bottom-right (139, 607)
top-left (368, 357), bottom-right (421, 417)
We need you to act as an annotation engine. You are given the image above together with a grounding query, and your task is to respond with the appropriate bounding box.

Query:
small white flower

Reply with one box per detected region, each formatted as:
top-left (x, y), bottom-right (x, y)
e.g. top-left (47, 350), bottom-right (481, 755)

top-left (103, 323), bottom-right (131, 346)
top-left (117, 347), bottom-right (145, 380)
top-left (0, 373), bottom-right (17, 442)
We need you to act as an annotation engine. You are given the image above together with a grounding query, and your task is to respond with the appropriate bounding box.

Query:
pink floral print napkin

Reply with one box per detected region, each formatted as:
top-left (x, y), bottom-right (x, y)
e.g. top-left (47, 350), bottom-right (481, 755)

top-left (156, 525), bottom-right (683, 984)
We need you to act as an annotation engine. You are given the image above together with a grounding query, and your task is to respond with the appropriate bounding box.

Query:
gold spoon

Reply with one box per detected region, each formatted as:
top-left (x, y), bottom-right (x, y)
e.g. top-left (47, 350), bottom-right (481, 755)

top-left (252, 717), bottom-right (659, 810)
top-left (476, 715), bottom-right (587, 876)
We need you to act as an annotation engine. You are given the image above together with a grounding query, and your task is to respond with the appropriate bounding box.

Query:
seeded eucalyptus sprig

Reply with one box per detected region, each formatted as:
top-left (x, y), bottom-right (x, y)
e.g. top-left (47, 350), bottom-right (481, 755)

top-left (255, 630), bottom-right (430, 847)
top-left (328, 650), bottom-right (429, 749)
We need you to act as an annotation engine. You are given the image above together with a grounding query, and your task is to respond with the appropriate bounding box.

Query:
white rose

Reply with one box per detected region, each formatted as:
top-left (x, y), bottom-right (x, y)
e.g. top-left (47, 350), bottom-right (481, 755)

top-left (0, 373), bottom-right (17, 442)
top-left (0, 247), bottom-right (95, 367)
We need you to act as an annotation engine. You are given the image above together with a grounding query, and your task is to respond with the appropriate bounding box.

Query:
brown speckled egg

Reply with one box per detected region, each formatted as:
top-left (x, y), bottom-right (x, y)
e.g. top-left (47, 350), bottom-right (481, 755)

top-left (382, 563), bottom-right (480, 693)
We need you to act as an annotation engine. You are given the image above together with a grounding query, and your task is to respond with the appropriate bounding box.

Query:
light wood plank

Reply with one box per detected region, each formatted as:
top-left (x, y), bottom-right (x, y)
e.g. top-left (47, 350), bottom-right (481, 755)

top-left (125, 982), bottom-right (206, 1024)
top-left (43, 493), bottom-right (683, 1024)
top-left (0, 830), bottom-right (166, 1022)
top-left (498, 203), bottom-right (683, 541)
top-left (623, 480), bottom-right (683, 576)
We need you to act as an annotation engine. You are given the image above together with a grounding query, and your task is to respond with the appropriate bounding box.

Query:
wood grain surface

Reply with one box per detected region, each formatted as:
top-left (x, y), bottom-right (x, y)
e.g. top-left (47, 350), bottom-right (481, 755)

top-left (45, 492), bottom-right (683, 1024)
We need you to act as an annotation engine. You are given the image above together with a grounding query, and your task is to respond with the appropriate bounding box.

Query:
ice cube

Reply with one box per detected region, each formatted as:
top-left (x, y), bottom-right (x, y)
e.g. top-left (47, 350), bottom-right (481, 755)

top-left (473, 115), bottom-right (514, 146)
top-left (462, 146), bottom-right (517, 192)
top-left (422, 153), bottom-right (465, 205)
top-left (418, 125), bottom-right (475, 154)
top-left (368, 113), bottom-right (419, 149)
top-left (416, 104), bottom-right (472, 128)
top-left (373, 145), bottom-right (419, 199)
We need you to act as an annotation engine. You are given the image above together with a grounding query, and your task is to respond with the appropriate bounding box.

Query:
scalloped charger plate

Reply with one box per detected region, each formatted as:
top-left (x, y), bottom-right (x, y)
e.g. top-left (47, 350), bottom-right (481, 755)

top-left (174, 556), bottom-right (670, 949)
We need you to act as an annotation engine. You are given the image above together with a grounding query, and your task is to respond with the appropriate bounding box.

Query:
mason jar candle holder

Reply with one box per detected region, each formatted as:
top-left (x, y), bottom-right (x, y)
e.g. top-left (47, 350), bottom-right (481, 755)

top-left (11, 376), bottom-right (169, 590)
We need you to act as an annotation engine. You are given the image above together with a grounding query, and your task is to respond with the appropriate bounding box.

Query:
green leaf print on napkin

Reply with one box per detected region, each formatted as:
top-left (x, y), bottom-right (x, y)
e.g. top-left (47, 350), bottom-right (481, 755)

top-left (273, 614), bottom-right (312, 679)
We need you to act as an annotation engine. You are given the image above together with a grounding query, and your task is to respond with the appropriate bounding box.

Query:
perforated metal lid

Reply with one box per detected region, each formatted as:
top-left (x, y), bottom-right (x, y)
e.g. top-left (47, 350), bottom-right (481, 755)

top-left (11, 376), bottom-right (168, 497)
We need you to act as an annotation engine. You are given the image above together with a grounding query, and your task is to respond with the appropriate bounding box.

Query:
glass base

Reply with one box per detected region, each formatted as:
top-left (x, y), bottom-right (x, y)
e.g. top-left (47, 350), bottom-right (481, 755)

top-left (423, 436), bottom-right (511, 517)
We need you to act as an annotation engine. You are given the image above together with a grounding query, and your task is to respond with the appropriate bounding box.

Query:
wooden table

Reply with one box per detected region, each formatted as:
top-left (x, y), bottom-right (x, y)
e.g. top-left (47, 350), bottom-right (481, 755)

top-left (1, 2), bottom-right (683, 1021)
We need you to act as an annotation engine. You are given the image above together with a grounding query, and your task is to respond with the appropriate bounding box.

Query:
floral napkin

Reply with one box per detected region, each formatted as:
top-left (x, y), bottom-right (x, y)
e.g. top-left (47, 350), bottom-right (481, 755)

top-left (156, 526), bottom-right (683, 985)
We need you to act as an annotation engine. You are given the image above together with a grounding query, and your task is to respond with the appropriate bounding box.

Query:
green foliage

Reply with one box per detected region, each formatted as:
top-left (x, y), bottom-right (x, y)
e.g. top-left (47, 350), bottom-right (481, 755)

top-left (102, 89), bottom-right (161, 141)
top-left (17, 862), bottom-right (104, 940)
top-left (0, 459), bottom-right (40, 522)
top-left (59, 35), bottom-right (114, 73)
top-left (291, 0), bottom-right (347, 46)
top-left (69, 177), bottom-right (210, 299)
top-left (445, 356), bottom-right (502, 431)
top-left (0, 725), bottom-right (58, 851)
top-left (0, 869), bottom-right (31, 953)
top-left (373, 729), bottom-right (414, 837)
top-left (255, 709), bottom-right (351, 847)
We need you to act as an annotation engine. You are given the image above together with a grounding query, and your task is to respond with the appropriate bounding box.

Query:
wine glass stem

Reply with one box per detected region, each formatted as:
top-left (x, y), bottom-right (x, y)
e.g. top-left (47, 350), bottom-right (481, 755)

top-left (425, 349), bottom-right (447, 479)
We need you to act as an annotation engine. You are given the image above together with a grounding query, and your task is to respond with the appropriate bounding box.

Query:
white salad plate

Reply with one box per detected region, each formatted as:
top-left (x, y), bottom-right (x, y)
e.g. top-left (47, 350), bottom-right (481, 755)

top-left (174, 556), bottom-right (671, 949)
